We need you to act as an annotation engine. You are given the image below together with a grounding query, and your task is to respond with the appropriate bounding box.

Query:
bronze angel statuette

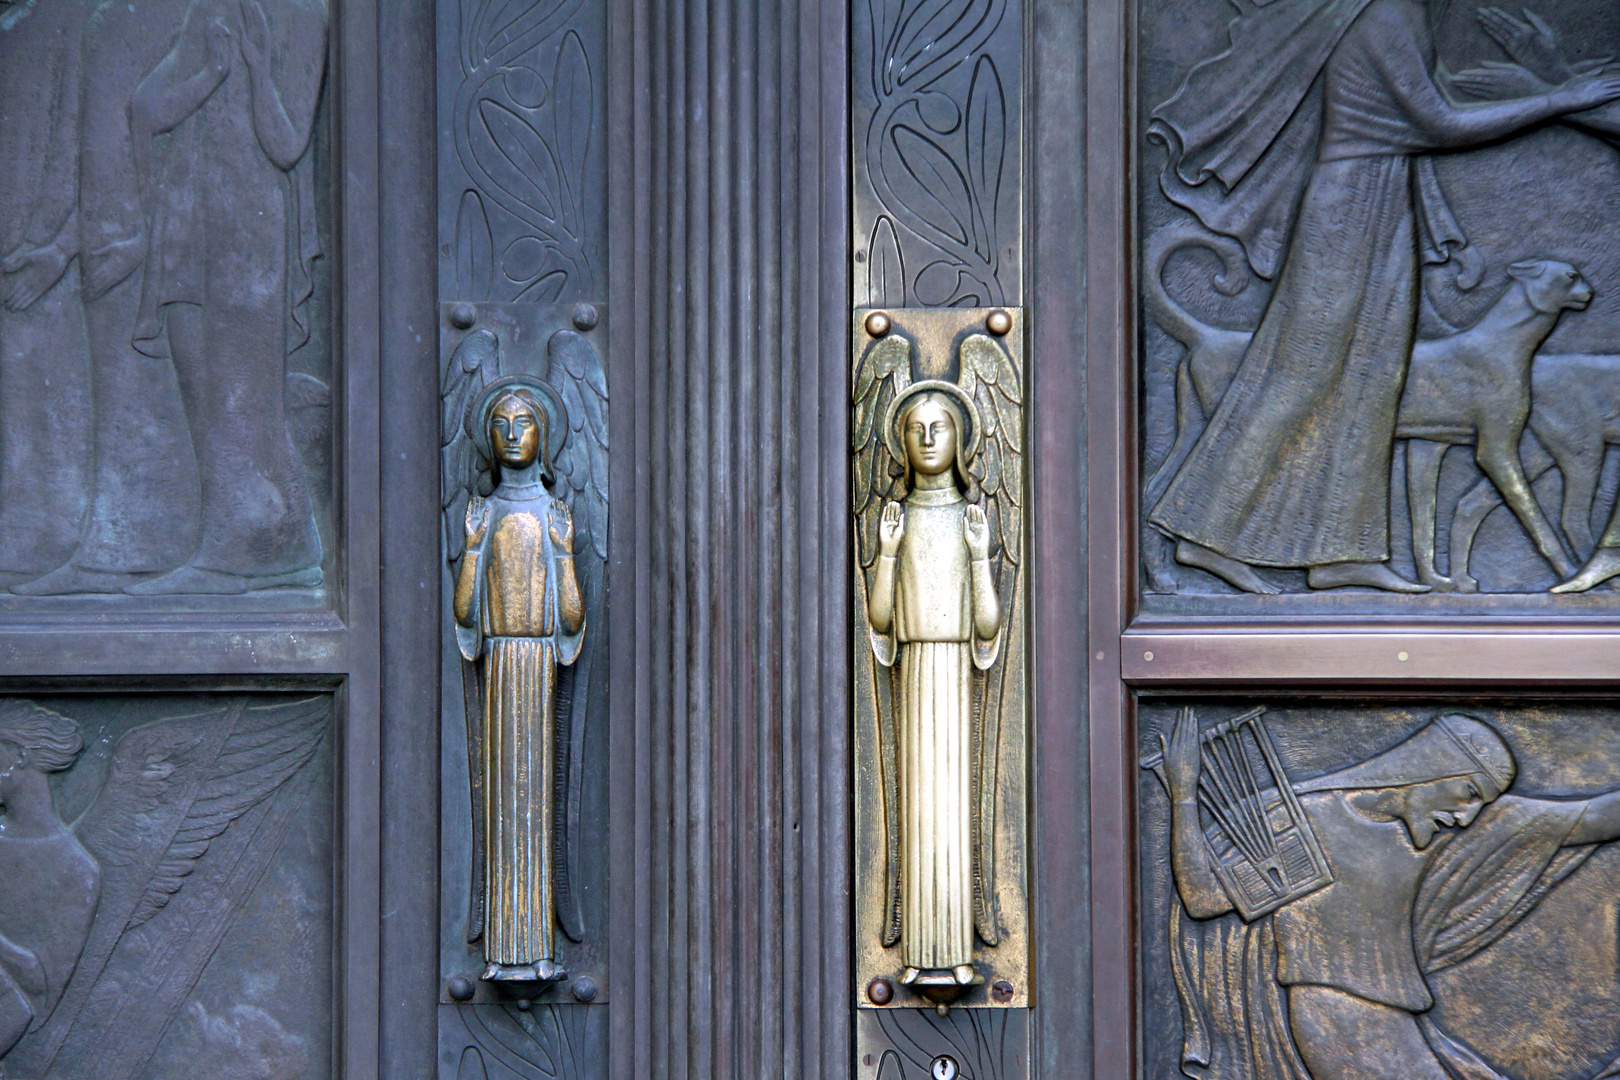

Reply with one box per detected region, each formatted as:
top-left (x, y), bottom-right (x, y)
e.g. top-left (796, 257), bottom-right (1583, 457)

top-left (854, 316), bottom-right (1024, 1005)
top-left (443, 325), bottom-right (608, 985)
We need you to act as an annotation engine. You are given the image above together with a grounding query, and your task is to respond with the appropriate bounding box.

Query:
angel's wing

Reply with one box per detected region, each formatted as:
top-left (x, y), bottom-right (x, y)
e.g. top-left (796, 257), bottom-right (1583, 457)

top-left (546, 327), bottom-right (607, 943)
top-left (852, 331), bottom-right (912, 947)
top-left (11, 698), bottom-right (327, 1080)
top-left (853, 332), bottom-right (911, 569)
top-left (443, 327), bottom-right (504, 564)
top-left (956, 332), bottom-right (1023, 946)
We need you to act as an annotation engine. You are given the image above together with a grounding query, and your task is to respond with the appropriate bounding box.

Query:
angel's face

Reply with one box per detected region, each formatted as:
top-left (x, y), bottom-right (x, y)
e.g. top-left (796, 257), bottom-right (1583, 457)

top-left (903, 398), bottom-right (957, 477)
top-left (490, 396), bottom-right (541, 469)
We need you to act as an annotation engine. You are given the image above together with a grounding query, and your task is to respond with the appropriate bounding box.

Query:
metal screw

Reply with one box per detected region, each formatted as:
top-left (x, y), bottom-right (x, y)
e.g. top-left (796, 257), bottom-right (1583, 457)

top-left (450, 302), bottom-right (477, 329)
top-left (866, 977), bottom-right (893, 1005)
top-left (992, 979), bottom-right (1015, 1003)
top-left (571, 976), bottom-right (599, 1002)
top-left (446, 975), bottom-right (475, 1002)
top-left (572, 303), bottom-right (600, 331)
top-left (865, 311), bottom-right (892, 337)
top-left (986, 309), bottom-right (1013, 336)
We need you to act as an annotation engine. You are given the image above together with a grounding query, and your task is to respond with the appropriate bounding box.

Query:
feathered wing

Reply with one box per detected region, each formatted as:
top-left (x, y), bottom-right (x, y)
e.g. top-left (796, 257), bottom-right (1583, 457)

top-left (443, 327), bottom-right (505, 565)
top-left (852, 331), bottom-right (911, 947)
top-left (11, 698), bottom-right (328, 1080)
top-left (547, 327), bottom-right (607, 943)
top-left (443, 326), bottom-right (503, 943)
top-left (957, 332), bottom-right (1023, 946)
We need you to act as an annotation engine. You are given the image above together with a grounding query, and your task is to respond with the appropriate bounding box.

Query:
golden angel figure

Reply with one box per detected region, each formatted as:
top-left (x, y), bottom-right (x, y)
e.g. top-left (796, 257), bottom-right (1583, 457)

top-left (854, 323), bottom-right (1022, 997)
top-left (454, 377), bottom-right (586, 982)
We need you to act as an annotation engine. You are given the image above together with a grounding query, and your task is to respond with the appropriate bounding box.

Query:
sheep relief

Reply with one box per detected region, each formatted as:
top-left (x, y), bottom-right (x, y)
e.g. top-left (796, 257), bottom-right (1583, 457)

top-left (1138, 0), bottom-right (1620, 604)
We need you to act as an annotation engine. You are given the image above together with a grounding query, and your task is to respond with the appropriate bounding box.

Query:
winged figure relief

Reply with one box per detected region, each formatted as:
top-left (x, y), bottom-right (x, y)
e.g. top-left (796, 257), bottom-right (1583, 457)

top-left (442, 319), bottom-right (607, 967)
top-left (0, 696), bottom-right (326, 1080)
top-left (853, 322), bottom-right (1021, 987)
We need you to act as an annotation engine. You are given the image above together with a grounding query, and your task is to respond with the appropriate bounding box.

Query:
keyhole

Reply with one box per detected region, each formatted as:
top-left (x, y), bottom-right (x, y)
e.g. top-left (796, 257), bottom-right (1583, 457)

top-left (931, 1056), bottom-right (959, 1080)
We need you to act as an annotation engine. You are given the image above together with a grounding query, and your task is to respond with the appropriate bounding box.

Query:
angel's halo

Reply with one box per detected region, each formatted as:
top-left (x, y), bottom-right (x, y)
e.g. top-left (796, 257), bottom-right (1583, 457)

top-left (881, 378), bottom-right (984, 469)
top-left (465, 374), bottom-right (570, 474)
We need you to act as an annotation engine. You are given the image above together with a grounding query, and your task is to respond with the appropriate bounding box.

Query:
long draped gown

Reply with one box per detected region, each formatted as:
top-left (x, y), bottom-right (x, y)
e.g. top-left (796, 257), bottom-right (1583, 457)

top-left (1150, 0), bottom-right (1552, 567)
top-left (457, 483), bottom-right (584, 966)
top-left (869, 487), bottom-right (1001, 971)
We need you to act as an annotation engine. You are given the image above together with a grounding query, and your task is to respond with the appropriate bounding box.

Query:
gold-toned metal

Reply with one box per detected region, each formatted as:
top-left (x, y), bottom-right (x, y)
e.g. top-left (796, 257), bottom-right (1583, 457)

top-left (852, 307), bottom-right (1028, 1009)
top-left (985, 309), bottom-right (1012, 336)
top-left (454, 380), bottom-right (586, 984)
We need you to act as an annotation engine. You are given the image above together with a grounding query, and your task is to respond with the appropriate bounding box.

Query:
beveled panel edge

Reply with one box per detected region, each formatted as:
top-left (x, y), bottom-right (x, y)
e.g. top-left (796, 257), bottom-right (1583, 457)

top-left (1122, 627), bottom-right (1620, 684)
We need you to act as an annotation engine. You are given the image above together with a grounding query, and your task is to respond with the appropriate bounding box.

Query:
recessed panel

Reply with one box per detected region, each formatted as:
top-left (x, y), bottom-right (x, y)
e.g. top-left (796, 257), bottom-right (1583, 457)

top-left (1137, 1), bottom-right (1620, 613)
top-left (1139, 698), bottom-right (1620, 1080)
top-left (0, 1), bottom-right (336, 610)
top-left (0, 692), bottom-right (334, 1080)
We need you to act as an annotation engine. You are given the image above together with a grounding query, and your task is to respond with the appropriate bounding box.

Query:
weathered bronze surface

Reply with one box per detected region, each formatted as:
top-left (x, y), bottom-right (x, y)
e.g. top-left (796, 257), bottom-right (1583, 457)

top-left (856, 1006), bottom-right (1029, 1078)
top-left (0, 692), bottom-right (333, 1080)
top-left (439, 301), bottom-right (608, 1017)
top-left (1140, 699), bottom-right (1620, 1080)
top-left (1139, 1), bottom-right (1620, 606)
top-left (854, 307), bottom-right (1027, 1010)
top-left (0, 0), bottom-right (331, 600)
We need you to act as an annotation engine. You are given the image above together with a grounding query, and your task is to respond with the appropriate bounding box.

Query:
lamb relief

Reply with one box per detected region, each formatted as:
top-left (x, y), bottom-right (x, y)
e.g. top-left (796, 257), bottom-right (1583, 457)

top-left (853, 309), bottom-right (1027, 1009)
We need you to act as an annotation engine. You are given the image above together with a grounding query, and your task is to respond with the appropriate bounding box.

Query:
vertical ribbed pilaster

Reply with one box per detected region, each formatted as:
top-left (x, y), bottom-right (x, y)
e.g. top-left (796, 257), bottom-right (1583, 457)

top-left (606, 0), bottom-right (850, 1076)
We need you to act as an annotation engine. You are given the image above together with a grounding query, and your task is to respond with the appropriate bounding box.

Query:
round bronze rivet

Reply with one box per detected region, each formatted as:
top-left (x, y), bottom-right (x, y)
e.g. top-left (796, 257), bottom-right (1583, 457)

top-left (571, 976), bottom-right (599, 1002)
top-left (865, 311), bottom-right (891, 337)
top-left (991, 979), bottom-right (1015, 1003)
top-left (515, 997), bottom-right (532, 1011)
top-left (572, 303), bottom-right (600, 331)
top-left (1144, 651), bottom-right (1154, 662)
top-left (986, 309), bottom-right (1013, 336)
top-left (867, 977), bottom-right (894, 1005)
top-left (450, 302), bottom-right (478, 329)
top-left (446, 975), bottom-right (475, 1002)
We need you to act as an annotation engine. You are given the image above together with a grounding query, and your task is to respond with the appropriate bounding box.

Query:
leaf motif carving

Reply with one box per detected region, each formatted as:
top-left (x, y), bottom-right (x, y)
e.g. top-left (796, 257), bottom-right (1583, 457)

top-left (456, 190), bottom-right (495, 300)
top-left (965, 53), bottom-right (1005, 260)
top-left (889, 124), bottom-right (973, 247)
top-left (866, 216), bottom-right (907, 307)
top-left (475, 98), bottom-right (561, 221)
top-left (860, 0), bottom-right (1014, 307)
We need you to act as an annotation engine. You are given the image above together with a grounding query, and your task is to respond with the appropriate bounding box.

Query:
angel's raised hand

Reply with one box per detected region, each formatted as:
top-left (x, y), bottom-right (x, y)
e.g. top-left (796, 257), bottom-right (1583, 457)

top-left (963, 504), bottom-right (991, 560)
top-left (549, 505), bottom-right (575, 551)
top-left (878, 501), bottom-right (905, 557)
top-left (464, 495), bottom-right (491, 545)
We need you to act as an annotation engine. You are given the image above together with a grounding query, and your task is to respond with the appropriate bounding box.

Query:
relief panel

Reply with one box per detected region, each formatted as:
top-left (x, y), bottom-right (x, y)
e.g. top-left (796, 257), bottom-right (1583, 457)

top-left (0, 691), bottom-right (334, 1080)
top-left (853, 0), bottom-right (1023, 309)
top-left (438, 302), bottom-right (607, 1077)
top-left (1137, 0), bottom-right (1620, 611)
top-left (0, 0), bottom-right (335, 604)
top-left (437, 0), bottom-right (607, 304)
top-left (1139, 698), bottom-right (1620, 1080)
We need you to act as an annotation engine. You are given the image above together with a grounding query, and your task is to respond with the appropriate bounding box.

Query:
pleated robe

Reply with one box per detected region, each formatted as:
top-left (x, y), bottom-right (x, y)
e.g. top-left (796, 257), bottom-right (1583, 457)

top-left (458, 484), bottom-right (584, 965)
top-left (870, 487), bottom-right (1001, 970)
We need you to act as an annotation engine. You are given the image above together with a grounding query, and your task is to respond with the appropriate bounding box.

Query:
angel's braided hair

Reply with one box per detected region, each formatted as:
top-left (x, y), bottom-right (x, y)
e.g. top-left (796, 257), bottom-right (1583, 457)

top-left (0, 700), bottom-right (82, 772)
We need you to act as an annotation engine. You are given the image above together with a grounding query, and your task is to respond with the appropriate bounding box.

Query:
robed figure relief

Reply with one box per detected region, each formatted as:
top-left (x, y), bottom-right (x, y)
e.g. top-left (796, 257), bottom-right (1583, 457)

top-left (854, 320), bottom-right (1023, 1001)
top-left (444, 324), bottom-right (608, 984)
top-left (1149, 709), bottom-right (1620, 1080)
top-left (1144, 0), bottom-right (1620, 595)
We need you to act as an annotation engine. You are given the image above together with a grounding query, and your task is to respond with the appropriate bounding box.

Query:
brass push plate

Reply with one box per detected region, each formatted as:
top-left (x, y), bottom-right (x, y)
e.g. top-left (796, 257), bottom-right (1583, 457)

top-left (852, 307), bottom-right (1029, 1011)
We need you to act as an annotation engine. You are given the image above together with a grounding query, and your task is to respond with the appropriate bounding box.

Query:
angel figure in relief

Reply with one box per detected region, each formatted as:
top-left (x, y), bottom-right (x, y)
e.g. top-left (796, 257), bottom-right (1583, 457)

top-left (442, 325), bottom-right (608, 984)
top-left (855, 326), bottom-right (1022, 997)
top-left (0, 696), bottom-right (326, 1080)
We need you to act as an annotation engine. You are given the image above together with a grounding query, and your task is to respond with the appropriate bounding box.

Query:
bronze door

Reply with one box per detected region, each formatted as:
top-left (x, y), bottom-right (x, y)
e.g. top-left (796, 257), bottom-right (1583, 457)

top-left (8, 0), bottom-right (1620, 1077)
